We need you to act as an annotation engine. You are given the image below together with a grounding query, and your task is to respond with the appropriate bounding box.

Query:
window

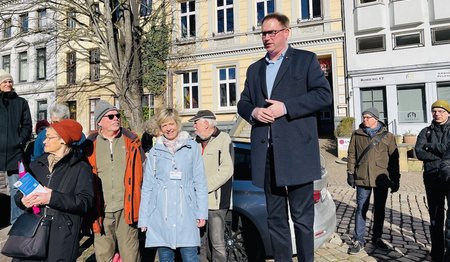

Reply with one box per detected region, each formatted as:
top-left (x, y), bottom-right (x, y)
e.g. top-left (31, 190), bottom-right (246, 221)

top-left (89, 99), bottom-right (99, 131)
top-left (218, 67), bottom-right (236, 108)
top-left (3, 18), bottom-right (12, 38)
top-left (300, 0), bottom-right (321, 21)
top-left (356, 35), bottom-right (385, 53)
top-left (142, 94), bottom-right (155, 117)
top-left (68, 101), bottom-right (77, 120)
top-left (437, 82), bottom-right (450, 102)
top-left (67, 9), bottom-right (76, 29)
top-left (180, 0), bottom-right (196, 38)
top-left (90, 3), bottom-right (100, 26)
top-left (38, 9), bottom-right (47, 30)
top-left (36, 48), bottom-right (46, 80)
top-left (233, 145), bottom-right (252, 181)
top-left (20, 14), bottom-right (29, 33)
top-left (360, 0), bottom-right (377, 3)
top-left (256, 0), bottom-right (274, 26)
top-left (2, 55), bottom-right (10, 72)
top-left (37, 100), bottom-right (48, 121)
top-left (67, 52), bottom-right (76, 84)
top-left (432, 26), bottom-right (450, 46)
top-left (393, 31), bottom-right (423, 49)
top-left (217, 0), bottom-right (234, 34)
top-left (182, 71), bottom-right (199, 109)
top-left (19, 52), bottom-right (28, 82)
top-left (89, 48), bottom-right (100, 81)
top-left (140, 0), bottom-right (152, 16)
top-left (397, 84), bottom-right (426, 123)
top-left (361, 87), bottom-right (386, 122)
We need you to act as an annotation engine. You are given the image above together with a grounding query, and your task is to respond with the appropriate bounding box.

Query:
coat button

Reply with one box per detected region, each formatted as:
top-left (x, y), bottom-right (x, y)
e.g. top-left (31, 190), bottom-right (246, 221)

top-left (261, 139), bottom-right (266, 143)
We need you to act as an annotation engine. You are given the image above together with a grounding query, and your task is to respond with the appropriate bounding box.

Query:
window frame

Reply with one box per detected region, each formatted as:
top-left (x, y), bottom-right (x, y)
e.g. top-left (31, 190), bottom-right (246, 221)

top-left (67, 9), bottom-right (76, 29)
top-left (89, 48), bottom-right (100, 81)
top-left (2, 55), bottom-right (11, 72)
top-left (392, 30), bottom-right (424, 50)
top-left (299, 0), bottom-right (322, 21)
top-left (89, 98), bottom-right (100, 131)
top-left (36, 48), bottom-right (46, 80)
top-left (397, 84), bottom-right (427, 123)
top-left (437, 82), bottom-right (450, 102)
top-left (20, 13), bottom-right (29, 34)
top-left (67, 52), bottom-right (76, 84)
top-left (3, 18), bottom-right (12, 39)
top-left (140, 0), bottom-right (152, 16)
top-left (37, 9), bottom-right (47, 30)
top-left (182, 71), bottom-right (199, 110)
top-left (216, 0), bottom-right (234, 34)
top-left (431, 26), bottom-right (450, 46)
top-left (37, 100), bottom-right (48, 121)
top-left (19, 52), bottom-right (28, 82)
top-left (356, 35), bottom-right (386, 54)
top-left (218, 66), bottom-right (237, 109)
top-left (256, 0), bottom-right (275, 26)
top-left (180, 0), bottom-right (196, 39)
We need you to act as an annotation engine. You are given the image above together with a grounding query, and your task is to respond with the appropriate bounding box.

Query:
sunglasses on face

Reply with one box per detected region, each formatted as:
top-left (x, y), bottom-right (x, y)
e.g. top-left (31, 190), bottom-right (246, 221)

top-left (104, 113), bottom-right (121, 120)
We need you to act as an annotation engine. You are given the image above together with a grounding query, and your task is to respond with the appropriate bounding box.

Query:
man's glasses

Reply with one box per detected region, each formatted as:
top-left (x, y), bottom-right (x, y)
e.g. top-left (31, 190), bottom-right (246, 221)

top-left (260, 28), bottom-right (287, 38)
top-left (104, 113), bottom-right (121, 120)
top-left (432, 109), bottom-right (447, 115)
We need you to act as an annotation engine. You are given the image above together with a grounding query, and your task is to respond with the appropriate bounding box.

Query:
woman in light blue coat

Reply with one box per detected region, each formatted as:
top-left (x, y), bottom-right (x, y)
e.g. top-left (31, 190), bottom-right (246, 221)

top-left (139, 108), bottom-right (208, 262)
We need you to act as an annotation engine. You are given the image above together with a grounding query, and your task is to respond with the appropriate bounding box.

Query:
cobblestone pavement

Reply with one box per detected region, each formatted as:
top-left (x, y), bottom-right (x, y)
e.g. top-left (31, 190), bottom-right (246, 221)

top-left (0, 138), bottom-right (433, 261)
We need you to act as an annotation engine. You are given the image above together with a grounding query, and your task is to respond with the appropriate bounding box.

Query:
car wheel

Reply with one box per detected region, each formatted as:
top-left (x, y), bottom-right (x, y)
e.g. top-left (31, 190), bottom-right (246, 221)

top-left (225, 211), bottom-right (265, 262)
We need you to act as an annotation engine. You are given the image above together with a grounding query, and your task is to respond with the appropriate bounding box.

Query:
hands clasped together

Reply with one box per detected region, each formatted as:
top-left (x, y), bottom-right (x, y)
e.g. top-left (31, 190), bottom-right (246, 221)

top-left (21, 187), bottom-right (53, 208)
top-left (252, 99), bottom-right (286, 124)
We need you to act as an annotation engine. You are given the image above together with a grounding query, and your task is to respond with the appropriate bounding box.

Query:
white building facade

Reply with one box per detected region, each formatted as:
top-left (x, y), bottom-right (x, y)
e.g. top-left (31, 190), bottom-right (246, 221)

top-left (0, 1), bottom-right (57, 134)
top-left (344, 0), bottom-right (450, 135)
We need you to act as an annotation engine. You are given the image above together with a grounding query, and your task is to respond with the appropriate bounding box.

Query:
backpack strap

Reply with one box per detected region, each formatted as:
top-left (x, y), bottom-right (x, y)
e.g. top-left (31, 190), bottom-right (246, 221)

top-left (355, 131), bottom-right (389, 168)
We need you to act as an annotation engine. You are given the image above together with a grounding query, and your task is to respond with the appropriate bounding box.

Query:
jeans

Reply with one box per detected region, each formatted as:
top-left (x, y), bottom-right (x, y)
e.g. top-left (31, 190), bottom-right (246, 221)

top-left (353, 186), bottom-right (388, 244)
top-left (6, 172), bottom-right (23, 224)
top-left (424, 172), bottom-right (448, 262)
top-left (158, 247), bottom-right (199, 262)
top-left (200, 209), bottom-right (227, 262)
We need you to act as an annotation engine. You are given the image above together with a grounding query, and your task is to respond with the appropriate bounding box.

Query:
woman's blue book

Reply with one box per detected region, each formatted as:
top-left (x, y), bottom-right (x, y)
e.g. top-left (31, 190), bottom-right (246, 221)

top-left (13, 172), bottom-right (46, 196)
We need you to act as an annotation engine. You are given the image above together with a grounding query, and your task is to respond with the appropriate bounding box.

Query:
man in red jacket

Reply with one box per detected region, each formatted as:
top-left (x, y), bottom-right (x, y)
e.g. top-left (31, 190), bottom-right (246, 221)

top-left (83, 100), bottom-right (144, 262)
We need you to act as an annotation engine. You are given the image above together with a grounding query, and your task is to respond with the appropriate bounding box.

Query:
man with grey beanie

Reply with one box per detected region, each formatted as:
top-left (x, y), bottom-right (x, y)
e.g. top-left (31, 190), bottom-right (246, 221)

top-left (346, 107), bottom-right (400, 254)
top-left (83, 99), bottom-right (144, 261)
top-left (0, 69), bottom-right (32, 225)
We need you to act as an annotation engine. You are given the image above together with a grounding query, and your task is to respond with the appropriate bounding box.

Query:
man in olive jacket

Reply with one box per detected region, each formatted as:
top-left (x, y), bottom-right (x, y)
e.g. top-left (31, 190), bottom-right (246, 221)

top-left (0, 69), bottom-right (32, 224)
top-left (346, 107), bottom-right (400, 255)
top-left (190, 110), bottom-right (233, 262)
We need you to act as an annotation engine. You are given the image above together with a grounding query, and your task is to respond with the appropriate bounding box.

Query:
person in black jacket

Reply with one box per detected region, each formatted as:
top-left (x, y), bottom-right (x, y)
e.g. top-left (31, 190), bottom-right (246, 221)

top-left (0, 69), bottom-right (32, 224)
top-left (15, 119), bottom-right (94, 262)
top-left (415, 99), bottom-right (450, 262)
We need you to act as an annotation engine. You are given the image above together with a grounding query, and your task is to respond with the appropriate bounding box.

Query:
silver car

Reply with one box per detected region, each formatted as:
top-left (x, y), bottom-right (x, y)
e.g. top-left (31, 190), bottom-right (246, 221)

top-left (225, 140), bottom-right (336, 261)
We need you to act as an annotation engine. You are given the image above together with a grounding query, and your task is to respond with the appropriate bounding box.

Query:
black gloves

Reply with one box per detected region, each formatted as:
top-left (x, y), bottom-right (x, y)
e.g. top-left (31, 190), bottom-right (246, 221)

top-left (390, 180), bottom-right (400, 193)
top-left (347, 173), bottom-right (355, 188)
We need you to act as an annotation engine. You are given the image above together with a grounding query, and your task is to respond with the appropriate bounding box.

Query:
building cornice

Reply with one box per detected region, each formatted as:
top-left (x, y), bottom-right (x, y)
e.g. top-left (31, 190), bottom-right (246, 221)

top-left (170, 34), bottom-right (344, 61)
top-left (348, 61), bottom-right (450, 76)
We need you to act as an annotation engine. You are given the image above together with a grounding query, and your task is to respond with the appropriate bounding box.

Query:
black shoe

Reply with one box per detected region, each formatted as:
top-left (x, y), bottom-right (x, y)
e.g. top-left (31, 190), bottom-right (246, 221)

top-left (348, 241), bottom-right (364, 254)
top-left (373, 238), bottom-right (389, 250)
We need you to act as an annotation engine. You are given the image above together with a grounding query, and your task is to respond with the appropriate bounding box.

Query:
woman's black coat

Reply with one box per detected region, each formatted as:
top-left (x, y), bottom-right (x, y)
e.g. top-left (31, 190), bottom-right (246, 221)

top-left (15, 149), bottom-right (94, 262)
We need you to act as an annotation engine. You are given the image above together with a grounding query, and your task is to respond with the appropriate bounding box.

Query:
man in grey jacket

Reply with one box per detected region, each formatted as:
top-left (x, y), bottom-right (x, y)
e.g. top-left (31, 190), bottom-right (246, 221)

top-left (346, 107), bottom-right (400, 254)
top-left (190, 110), bottom-right (233, 262)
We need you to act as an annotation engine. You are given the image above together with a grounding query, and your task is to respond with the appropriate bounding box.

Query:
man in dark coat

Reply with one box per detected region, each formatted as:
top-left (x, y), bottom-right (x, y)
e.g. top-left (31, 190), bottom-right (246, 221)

top-left (237, 12), bottom-right (331, 262)
top-left (415, 99), bottom-right (450, 262)
top-left (0, 69), bottom-right (32, 224)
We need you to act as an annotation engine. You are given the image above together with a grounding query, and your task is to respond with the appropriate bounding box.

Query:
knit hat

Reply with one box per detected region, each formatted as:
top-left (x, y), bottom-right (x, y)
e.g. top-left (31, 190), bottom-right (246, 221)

top-left (189, 110), bottom-right (216, 122)
top-left (431, 99), bottom-right (450, 113)
top-left (362, 107), bottom-right (380, 120)
top-left (35, 120), bottom-right (50, 134)
top-left (94, 100), bottom-right (117, 126)
top-left (0, 69), bottom-right (13, 84)
top-left (51, 119), bottom-right (82, 145)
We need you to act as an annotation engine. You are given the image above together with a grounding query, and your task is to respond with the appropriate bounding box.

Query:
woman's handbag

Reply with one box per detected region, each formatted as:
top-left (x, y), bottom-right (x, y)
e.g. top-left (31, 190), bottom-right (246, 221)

top-left (1, 212), bottom-right (52, 259)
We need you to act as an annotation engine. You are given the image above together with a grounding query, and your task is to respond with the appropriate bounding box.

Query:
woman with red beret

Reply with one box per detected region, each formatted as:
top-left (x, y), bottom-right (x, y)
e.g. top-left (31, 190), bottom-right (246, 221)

top-left (14, 119), bottom-right (94, 262)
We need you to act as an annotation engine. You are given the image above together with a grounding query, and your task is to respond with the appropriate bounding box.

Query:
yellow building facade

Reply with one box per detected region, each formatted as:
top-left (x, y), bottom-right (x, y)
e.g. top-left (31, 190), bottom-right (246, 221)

top-left (169, 0), bottom-right (346, 135)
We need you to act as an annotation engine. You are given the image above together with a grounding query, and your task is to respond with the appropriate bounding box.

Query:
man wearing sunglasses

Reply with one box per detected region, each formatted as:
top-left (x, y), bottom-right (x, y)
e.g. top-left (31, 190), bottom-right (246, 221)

top-left (83, 99), bottom-right (144, 262)
top-left (237, 12), bottom-right (331, 262)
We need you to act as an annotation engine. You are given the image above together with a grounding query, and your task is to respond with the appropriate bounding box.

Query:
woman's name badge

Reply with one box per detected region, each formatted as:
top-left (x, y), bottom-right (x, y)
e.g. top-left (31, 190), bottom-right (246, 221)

top-left (170, 170), bottom-right (182, 180)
